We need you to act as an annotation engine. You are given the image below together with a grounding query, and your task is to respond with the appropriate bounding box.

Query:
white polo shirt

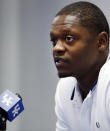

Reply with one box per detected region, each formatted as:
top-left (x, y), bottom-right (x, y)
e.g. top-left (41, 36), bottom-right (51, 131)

top-left (55, 56), bottom-right (110, 131)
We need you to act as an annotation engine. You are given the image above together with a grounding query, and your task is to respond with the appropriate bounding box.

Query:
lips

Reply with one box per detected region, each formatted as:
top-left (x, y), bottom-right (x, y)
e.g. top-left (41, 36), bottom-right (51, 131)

top-left (54, 57), bottom-right (68, 68)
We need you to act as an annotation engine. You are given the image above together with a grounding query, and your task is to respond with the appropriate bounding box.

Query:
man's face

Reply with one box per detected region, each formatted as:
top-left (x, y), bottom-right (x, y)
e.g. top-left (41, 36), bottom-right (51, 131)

top-left (50, 15), bottom-right (99, 78)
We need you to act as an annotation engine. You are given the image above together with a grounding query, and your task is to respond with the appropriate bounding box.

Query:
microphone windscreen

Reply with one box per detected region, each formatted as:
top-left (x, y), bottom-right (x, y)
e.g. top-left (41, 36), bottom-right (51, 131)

top-left (0, 90), bottom-right (24, 121)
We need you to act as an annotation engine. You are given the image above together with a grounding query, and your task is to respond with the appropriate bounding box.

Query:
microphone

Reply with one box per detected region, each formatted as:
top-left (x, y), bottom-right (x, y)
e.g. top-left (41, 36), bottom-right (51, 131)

top-left (0, 90), bottom-right (24, 130)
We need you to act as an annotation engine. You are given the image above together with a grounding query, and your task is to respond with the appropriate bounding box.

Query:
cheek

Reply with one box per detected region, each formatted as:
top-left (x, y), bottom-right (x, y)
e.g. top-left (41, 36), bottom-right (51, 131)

top-left (68, 45), bottom-right (95, 66)
top-left (70, 52), bottom-right (85, 67)
top-left (68, 45), bottom-right (86, 61)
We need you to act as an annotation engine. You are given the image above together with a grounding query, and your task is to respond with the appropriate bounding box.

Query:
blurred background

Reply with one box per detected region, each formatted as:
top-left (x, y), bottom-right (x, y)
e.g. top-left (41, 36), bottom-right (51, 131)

top-left (0, 0), bottom-right (110, 131)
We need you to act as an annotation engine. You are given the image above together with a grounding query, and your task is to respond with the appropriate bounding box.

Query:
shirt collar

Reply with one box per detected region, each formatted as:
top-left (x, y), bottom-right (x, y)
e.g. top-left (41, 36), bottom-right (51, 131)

top-left (70, 81), bottom-right (82, 102)
top-left (71, 80), bottom-right (97, 101)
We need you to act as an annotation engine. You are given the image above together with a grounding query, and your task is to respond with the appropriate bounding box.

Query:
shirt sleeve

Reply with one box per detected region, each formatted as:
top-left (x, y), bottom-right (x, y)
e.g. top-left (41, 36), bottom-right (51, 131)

top-left (55, 79), bottom-right (69, 131)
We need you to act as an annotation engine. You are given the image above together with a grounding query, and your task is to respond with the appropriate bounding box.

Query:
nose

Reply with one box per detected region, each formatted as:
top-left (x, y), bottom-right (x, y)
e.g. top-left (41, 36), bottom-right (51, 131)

top-left (53, 39), bottom-right (65, 56)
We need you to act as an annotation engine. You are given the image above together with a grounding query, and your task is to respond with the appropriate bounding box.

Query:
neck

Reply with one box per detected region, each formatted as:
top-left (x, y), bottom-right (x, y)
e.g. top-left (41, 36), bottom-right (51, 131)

top-left (76, 55), bottom-right (108, 100)
top-left (77, 76), bottom-right (97, 100)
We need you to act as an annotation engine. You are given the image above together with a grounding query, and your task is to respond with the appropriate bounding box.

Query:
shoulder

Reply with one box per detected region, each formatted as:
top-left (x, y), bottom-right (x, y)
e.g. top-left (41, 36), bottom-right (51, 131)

top-left (57, 77), bottom-right (76, 90)
top-left (97, 59), bottom-right (110, 92)
top-left (55, 77), bottom-right (76, 104)
top-left (97, 59), bottom-right (110, 113)
top-left (56, 77), bottom-right (76, 95)
top-left (98, 59), bottom-right (110, 81)
top-left (55, 77), bottom-right (76, 130)
top-left (93, 58), bottom-right (110, 100)
top-left (99, 59), bottom-right (110, 118)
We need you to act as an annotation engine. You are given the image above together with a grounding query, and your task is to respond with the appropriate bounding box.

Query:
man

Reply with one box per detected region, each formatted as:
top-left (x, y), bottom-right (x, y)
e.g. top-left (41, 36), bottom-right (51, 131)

top-left (50, 1), bottom-right (110, 131)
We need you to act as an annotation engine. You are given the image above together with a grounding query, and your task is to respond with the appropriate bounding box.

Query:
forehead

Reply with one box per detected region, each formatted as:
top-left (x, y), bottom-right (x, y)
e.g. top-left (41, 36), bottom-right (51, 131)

top-left (52, 15), bottom-right (80, 26)
top-left (50, 15), bottom-right (89, 36)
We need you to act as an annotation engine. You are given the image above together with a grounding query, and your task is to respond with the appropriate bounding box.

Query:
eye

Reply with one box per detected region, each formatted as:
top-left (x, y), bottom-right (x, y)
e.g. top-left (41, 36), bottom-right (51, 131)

top-left (65, 35), bottom-right (76, 43)
top-left (50, 38), bottom-right (58, 46)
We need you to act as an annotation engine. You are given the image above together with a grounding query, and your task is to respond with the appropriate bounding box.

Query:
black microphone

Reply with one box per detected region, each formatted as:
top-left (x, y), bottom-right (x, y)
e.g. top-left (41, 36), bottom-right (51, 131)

top-left (0, 90), bottom-right (24, 131)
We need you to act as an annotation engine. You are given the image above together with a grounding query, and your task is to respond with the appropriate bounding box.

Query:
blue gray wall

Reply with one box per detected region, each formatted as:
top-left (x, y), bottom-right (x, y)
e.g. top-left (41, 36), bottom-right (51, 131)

top-left (0, 0), bottom-right (110, 131)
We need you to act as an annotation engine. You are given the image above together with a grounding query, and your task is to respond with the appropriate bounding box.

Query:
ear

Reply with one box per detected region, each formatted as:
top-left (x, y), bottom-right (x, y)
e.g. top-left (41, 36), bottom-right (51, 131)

top-left (97, 32), bottom-right (108, 52)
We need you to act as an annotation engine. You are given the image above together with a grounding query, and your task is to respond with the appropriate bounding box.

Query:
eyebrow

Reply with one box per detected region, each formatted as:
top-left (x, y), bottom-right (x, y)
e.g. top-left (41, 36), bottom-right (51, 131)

top-left (50, 29), bottom-right (80, 39)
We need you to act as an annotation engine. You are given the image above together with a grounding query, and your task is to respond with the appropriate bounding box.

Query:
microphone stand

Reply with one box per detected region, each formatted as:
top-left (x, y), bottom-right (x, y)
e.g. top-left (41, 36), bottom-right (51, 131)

top-left (0, 108), bottom-right (7, 131)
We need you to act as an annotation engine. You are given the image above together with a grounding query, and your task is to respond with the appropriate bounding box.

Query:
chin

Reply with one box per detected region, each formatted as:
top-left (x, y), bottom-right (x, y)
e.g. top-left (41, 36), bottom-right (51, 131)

top-left (58, 72), bottom-right (72, 78)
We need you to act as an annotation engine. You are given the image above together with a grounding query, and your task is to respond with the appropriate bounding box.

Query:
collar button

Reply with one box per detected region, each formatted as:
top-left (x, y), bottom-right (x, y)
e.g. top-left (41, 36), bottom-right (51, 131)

top-left (96, 122), bottom-right (100, 128)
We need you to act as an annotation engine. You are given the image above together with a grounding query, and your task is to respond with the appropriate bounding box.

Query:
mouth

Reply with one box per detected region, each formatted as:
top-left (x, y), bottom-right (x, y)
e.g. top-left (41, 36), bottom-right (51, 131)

top-left (54, 57), bottom-right (68, 68)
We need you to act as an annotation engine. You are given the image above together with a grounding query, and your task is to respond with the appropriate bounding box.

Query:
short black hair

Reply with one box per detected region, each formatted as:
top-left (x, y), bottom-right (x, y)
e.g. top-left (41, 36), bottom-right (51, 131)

top-left (56, 1), bottom-right (109, 38)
